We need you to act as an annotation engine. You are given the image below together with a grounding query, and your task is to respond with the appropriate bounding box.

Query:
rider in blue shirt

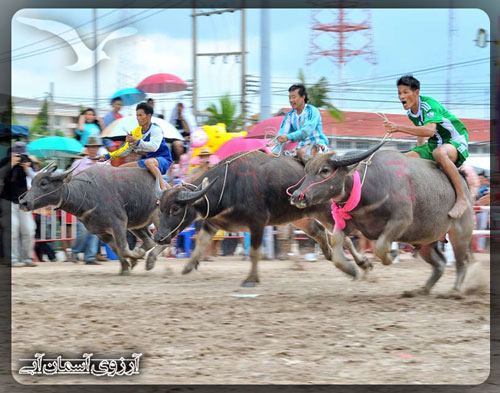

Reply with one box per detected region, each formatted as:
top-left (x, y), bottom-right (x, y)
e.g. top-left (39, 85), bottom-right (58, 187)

top-left (275, 84), bottom-right (329, 156)
top-left (99, 102), bottom-right (172, 191)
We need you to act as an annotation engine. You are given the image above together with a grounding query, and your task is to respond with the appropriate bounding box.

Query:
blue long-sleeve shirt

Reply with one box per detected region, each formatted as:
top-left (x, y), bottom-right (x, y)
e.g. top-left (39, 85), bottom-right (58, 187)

top-left (276, 104), bottom-right (329, 151)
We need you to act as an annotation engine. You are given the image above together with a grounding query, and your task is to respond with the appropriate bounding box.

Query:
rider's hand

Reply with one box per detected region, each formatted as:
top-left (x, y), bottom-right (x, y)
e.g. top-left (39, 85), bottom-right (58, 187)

top-left (277, 135), bottom-right (288, 144)
top-left (125, 135), bottom-right (138, 144)
top-left (384, 120), bottom-right (398, 134)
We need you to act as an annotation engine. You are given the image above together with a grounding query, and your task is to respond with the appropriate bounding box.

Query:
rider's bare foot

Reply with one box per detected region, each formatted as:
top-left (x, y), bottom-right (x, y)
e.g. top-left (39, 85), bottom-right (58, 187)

top-left (448, 198), bottom-right (468, 219)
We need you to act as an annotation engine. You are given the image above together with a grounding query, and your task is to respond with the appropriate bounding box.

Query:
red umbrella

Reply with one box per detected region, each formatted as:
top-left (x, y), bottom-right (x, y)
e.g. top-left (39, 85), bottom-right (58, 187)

top-left (136, 73), bottom-right (187, 93)
top-left (246, 115), bottom-right (285, 138)
top-left (215, 137), bottom-right (272, 160)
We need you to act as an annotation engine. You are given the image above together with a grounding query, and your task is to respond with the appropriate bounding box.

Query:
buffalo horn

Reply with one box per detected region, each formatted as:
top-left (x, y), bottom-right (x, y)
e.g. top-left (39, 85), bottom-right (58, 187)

top-left (49, 162), bottom-right (79, 181)
top-left (175, 177), bottom-right (219, 203)
top-left (154, 176), bottom-right (169, 200)
top-left (42, 161), bottom-right (57, 173)
top-left (330, 140), bottom-right (386, 168)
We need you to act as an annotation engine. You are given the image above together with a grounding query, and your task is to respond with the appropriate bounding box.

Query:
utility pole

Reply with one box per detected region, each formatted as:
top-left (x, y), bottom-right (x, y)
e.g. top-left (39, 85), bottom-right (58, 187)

top-left (192, 8), bottom-right (197, 119)
top-left (260, 9), bottom-right (271, 121)
top-left (48, 82), bottom-right (55, 135)
top-left (192, 8), bottom-right (247, 125)
top-left (446, 7), bottom-right (455, 105)
top-left (241, 8), bottom-right (246, 126)
top-left (93, 9), bottom-right (99, 114)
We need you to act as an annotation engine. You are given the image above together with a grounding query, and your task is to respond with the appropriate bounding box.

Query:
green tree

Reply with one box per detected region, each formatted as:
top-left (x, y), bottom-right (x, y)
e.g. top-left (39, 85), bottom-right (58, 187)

top-left (298, 69), bottom-right (344, 122)
top-left (30, 99), bottom-right (50, 137)
top-left (204, 94), bottom-right (244, 132)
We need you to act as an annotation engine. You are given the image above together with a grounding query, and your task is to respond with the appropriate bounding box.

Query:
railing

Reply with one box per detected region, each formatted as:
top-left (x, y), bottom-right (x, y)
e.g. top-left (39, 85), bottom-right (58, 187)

top-left (33, 204), bottom-right (492, 256)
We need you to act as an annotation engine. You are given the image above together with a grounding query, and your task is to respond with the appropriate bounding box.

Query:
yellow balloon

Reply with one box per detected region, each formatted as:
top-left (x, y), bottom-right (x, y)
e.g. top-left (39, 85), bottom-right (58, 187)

top-left (191, 123), bottom-right (247, 159)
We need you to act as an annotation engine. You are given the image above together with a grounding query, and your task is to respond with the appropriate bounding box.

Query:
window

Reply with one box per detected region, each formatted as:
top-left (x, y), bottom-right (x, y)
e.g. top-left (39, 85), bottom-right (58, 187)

top-left (355, 142), bottom-right (369, 150)
top-left (336, 141), bottom-right (351, 150)
top-left (468, 145), bottom-right (478, 154)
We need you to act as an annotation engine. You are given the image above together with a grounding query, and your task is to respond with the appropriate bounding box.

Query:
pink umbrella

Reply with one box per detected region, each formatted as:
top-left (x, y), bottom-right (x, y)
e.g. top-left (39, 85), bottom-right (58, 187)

top-left (136, 73), bottom-right (188, 93)
top-left (215, 137), bottom-right (272, 160)
top-left (246, 116), bottom-right (285, 139)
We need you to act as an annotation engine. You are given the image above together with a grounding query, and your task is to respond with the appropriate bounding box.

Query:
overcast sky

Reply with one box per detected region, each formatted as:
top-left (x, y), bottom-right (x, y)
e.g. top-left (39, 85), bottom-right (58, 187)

top-left (10, 8), bottom-right (491, 120)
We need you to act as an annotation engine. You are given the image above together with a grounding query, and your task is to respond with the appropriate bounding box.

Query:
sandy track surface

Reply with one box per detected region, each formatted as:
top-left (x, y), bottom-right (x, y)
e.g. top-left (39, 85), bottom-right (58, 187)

top-left (10, 252), bottom-right (490, 385)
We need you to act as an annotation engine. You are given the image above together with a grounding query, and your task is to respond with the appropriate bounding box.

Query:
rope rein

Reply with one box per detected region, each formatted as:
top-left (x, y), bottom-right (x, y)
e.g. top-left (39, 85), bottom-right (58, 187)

top-left (180, 181), bottom-right (211, 220)
top-left (158, 204), bottom-right (189, 243)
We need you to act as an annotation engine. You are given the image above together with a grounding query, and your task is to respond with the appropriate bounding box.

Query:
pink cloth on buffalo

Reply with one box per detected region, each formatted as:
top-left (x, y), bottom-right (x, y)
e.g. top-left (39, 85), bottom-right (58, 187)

top-left (331, 171), bottom-right (361, 231)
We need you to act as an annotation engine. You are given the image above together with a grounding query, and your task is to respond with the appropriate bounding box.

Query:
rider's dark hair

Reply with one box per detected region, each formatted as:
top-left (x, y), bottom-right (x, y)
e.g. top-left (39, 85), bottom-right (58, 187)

top-left (397, 75), bottom-right (420, 91)
top-left (288, 84), bottom-right (308, 103)
top-left (136, 102), bottom-right (154, 115)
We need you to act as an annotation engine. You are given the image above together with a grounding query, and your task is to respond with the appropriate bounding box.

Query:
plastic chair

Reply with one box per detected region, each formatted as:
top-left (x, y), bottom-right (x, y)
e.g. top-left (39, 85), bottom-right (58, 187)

top-left (176, 224), bottom-right (196, 257)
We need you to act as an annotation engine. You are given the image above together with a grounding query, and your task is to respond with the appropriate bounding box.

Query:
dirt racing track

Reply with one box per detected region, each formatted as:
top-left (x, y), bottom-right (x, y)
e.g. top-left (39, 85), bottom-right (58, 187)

top-left (11, 253), bottom-right (490, 385)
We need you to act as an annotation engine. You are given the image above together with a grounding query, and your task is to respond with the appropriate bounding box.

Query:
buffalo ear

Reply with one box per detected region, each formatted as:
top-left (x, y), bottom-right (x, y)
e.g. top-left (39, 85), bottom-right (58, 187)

top-left (201, 177), bottom-right (209, 189)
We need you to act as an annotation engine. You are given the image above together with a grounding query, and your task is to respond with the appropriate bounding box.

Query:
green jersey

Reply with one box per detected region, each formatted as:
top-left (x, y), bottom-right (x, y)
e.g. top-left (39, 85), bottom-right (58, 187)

top-left (407, 95), bottom-right (469, 156)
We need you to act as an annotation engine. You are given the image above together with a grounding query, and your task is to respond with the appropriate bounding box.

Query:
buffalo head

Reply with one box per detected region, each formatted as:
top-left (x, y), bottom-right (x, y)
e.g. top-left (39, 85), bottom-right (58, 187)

top-left (290, 141), bottom-right (386, 208)
top-left (18, 162), bottom-right (77, 211)
top-left (153, 176), bottom-right (218, 245)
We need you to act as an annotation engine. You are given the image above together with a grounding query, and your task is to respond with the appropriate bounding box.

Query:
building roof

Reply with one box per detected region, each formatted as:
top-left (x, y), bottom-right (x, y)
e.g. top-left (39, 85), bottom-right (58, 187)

top-left (279, 108), bottom-right (490, 143)
top-left (13, 96), bottom-right (82, 117)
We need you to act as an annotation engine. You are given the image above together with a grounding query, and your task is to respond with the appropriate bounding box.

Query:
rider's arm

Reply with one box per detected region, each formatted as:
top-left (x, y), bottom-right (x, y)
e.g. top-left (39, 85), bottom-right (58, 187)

top-left (104, 141), bottom-right (131, 160)
top-left (137, 125), bottom-right (162, 152)
top-left (286, 106), bottom-right (320, 142)
top-left (276, 114), bottom-right (291, 137)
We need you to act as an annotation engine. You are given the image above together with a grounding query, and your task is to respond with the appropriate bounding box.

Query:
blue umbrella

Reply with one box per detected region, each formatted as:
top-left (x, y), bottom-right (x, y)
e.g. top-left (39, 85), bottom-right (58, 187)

top-left (27, 136), bottom-right (84, 158)
top-left (111, 87), bottom-right (146, 106)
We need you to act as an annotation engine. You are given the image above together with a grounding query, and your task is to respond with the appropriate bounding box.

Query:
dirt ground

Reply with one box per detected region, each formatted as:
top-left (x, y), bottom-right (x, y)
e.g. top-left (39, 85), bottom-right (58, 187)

top-left (10, 251), bottom-right (490, 385)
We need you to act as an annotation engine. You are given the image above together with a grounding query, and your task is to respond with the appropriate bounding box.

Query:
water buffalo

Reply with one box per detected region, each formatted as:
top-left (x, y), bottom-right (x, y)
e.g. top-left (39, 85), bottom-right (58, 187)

top-left (153, 150), bottom-right (369, 287)
top-left (290, 141), bottom-right (474, 296)
top-left (19, 163), bottom-right (167, 275)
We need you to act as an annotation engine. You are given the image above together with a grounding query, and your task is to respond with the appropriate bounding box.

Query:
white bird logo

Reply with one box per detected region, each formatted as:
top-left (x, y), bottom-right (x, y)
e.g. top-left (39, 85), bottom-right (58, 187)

top-left (17, 16), bottom-right (137, 72)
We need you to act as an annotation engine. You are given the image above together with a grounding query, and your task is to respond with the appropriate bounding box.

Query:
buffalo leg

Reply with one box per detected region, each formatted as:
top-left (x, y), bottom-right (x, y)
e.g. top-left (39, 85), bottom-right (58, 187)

top-left (131, 226), bottom-right (156, 254)
top-left (448, 225), bottom-right (471, 293)
top-left (343, 236), bottom-right (372, 271)
top-left (182, 223), bottom-right (217, 274)
top-left (242, 226), bottom-right (264, 287)
top-left (373, 218), bottom-right (410, 265)
top-left (110, 226), bottom-right (146, 275)
top-left (403, 242), bottom-right (446, 297)
top-left (144, 244), bottom-right (169, 270)
top-left (312, 210), bottom-right (371, 271)
top-left (329, 230), bottom-right (358, 279)
top-left (292, 218), bottom-right (332, 261)
top-left (97, 233), bottom-right (131, 275)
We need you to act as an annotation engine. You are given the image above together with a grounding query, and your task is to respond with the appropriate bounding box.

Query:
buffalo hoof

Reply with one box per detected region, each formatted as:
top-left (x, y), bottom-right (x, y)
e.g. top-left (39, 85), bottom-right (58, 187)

top-left (120, 270), bottom-right (131, 276)
top-left (241, 281), bottom-right (256, 288)
top-left (145, 258), bottom-right (155, 271)
top-left (401, 287), bottom-right (430, 298)
top-left (133, 248), bottom-right (146, 259)
top-left (436, 290), bottom-right (464, 300)
top-left (359, 257), bottom-right (373, 271)
top-left (182, 262), bottom-right (198, 275)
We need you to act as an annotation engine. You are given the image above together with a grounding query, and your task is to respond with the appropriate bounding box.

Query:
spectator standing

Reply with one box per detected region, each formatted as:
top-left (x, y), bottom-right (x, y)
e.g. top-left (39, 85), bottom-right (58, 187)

top-left (76, 108), bottom-right (104, 147)
top-left (0, 142), bottom-right (37, 267)
top-left (169, 102), bottom-right (196, 163)
top-left (102, 97), bottom-right (124, 149)
top-left (103, 97), bottom-right (124, 127)
top-left (147, 98), bottom-right (160, 117)
top-left (69, 137), bottom-right (105, 265)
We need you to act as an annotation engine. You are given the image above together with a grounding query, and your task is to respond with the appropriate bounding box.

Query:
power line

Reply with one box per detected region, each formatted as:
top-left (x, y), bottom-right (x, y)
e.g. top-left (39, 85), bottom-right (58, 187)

top-left (6, 3), bottom-right (180, 64)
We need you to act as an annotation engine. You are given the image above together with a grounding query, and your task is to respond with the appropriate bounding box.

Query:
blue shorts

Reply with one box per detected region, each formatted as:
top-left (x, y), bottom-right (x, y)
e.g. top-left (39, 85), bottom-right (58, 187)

top-left (137, 157), bottom-right (172, 175)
